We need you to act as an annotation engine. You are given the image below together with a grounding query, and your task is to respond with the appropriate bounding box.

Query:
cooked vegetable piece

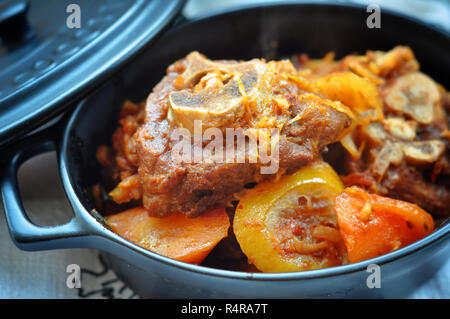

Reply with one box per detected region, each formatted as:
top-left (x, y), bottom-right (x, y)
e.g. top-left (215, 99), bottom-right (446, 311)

top-left (334, 187), bottom-right (434, 263)
top-left (383, 72), bottom-right (440, 124)
top-left (313, 71), bottom-right (383, 122)
top-left (109, 174), bottom-right (141, 204)
top-left (313, 71), bottom-right (384, 160)
top-left (107, 207), bottom-right (230, 264)
top-left (234, 162), bottom-right (346, 273)
top-left (367, 46), bottom-right (419, 77)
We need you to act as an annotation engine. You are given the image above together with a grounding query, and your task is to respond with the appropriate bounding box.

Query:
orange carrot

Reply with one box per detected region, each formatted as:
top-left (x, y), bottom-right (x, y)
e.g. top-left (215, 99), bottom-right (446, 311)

top-left (334, 186), bottom-right (434, 263)
top-left (107, 207), bottom-right (230, 264)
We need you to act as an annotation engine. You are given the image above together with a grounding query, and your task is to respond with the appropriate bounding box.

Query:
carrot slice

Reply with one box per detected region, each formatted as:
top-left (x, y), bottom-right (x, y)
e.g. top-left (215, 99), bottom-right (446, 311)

top-left (334, 186), bottom-right (434, 263)
top-left (106, 207), bottom-right (230, 264)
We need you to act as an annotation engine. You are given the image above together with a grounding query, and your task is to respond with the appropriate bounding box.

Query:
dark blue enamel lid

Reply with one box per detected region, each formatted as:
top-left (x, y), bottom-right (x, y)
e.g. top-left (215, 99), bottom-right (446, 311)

top-left (0, 0), bottom-right (184, 147)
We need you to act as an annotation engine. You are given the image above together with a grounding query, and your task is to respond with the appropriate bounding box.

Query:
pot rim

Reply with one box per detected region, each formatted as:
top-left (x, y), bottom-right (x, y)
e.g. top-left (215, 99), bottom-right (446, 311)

top-left (183, 0), bottom-right (449, 38)
top-left (60, 2), bottom-right (450, 282)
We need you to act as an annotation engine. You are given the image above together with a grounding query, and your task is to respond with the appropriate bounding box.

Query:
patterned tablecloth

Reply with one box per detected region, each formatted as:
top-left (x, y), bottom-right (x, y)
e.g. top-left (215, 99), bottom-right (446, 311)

top-left (0, 0), bottom-right (448, 299)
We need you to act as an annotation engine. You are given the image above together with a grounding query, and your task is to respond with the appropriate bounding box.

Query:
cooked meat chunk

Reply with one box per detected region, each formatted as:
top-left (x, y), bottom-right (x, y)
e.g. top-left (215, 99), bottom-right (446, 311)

top-left (137, 54), bottom-right (350, 217)
top-left (382, 164), bottom-right (450, 218)
top-left (107, 52), bottom-right (351, 217)
top-left (343, 164), bottom-right (450, 218)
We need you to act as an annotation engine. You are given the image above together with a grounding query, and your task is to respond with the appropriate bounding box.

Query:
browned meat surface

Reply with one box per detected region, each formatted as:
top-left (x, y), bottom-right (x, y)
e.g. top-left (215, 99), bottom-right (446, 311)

top-left (136, 54), bottom-right (350, 217)
top-left (382, 164), bottom-right (450, 217)
top-left (342, 164), bottom-right (450, 218)
top-left (104, 52), bottom-right (351, 217)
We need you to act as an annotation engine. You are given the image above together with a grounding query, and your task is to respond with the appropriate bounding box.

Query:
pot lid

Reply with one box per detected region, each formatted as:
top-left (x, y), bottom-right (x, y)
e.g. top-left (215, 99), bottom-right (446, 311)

top-left (0, 0), bottom-right (185, 147)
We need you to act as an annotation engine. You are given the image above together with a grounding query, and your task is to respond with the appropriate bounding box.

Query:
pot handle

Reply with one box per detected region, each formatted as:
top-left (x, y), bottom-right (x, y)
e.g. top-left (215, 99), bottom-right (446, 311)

top-left (0, 122), bottom-right (94, 251)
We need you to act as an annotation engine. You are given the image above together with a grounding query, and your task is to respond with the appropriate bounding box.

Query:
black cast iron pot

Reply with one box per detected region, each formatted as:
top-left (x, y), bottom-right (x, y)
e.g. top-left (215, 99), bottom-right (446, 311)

top-left (2, 3), bottom-right (449, 298)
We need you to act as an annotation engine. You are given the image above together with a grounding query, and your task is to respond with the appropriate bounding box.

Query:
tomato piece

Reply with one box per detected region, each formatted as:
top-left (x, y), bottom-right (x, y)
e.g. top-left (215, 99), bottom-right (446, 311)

top-left (107, 207), bottom-right (230, 264)
top-left (234, 162), bottom-right (347, 272)
top-left (334, 187), bottom-right (434, 263)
